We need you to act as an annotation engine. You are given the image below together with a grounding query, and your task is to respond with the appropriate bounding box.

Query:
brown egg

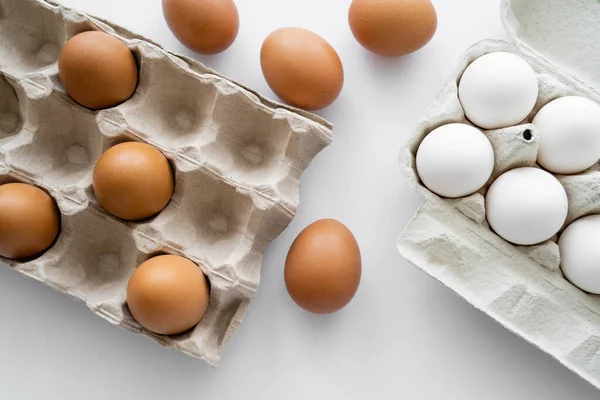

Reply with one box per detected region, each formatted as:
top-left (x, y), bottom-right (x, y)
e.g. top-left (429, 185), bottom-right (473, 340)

top-left (349, 0), bottom-right (437, 57)
top-left (0, 183), bottom-right (60, 259)
top-left (93, 142), bottom-right (174, 221)
top-left (58, 31), bottom-right (138, 109)
top-left (285, 219), bottom-right (361, 314)
top-left (162, 0), bottom-right (239, 55)
top-left (260, 27), bottom-right (344, 111)
top-left (127, 255), bottom-right (210, 335)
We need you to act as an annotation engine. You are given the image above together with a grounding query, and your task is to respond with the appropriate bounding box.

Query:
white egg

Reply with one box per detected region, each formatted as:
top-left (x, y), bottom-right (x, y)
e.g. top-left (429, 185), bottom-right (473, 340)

top-left (559, 215), bottom-right (600, 294)
top-left (416, 123), bottom-right (494, 198)
top-left (458, 52), bottom-right (538, 130)
top-left (533, 96), bottom-right (600, 174)
top-left (486, 167), bottom-right (568, 245)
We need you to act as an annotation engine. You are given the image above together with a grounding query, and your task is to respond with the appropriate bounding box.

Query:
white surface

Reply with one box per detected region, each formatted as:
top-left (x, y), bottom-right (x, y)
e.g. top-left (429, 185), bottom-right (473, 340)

top-left (0, 0), bottom-right (598, 399)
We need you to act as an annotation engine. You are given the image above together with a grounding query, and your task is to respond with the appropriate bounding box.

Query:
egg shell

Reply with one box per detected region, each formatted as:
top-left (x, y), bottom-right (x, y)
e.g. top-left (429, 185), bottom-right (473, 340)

top-left (559, 215), bottom-right (600, 294)
top-left (348, 0), bottom-right (437, 57)
top-left (92, 142), bottom-right (174, 221)
top-left (533, 96), bottom-right (600, 174)
top-left (162, 0), bottom-right (239, 55)
top-left (260, 27), bottom-right (344, 111)
top-left (416, 123), bottom-right (495, 198)
top-left (58, 31), bottom-right (138, 110)
top-left (0, 183), bottom-right (60, 259)
top-left (284, 219), bottom-right (361, 314)
top-left (458, 52), bottom-right (538, 130)
top-left (486, 167), bottom-right (568, 246)
top-left (126, 255), bottom-right (210, 335)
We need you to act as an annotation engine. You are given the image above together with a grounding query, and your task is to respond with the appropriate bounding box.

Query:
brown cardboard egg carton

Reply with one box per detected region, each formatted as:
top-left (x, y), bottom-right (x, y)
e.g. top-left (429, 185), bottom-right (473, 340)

top-left (0, 0), bottom-right (332, 365)
top-left (398, 0), bottom-right (600, 389)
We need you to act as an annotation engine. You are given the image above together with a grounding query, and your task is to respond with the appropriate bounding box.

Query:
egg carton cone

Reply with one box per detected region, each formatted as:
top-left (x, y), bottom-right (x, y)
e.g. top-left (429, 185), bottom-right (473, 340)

top-left (0, 0), bottom-right (332, 365)
top-left (398, 0), bottom-right (600, 389)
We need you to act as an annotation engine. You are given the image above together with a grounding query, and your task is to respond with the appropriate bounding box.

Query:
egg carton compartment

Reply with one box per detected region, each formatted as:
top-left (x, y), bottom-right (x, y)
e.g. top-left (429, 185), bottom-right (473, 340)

top-left (103, 44), bottom-right (219, 151)
top-left (43, 206), bottom-right (141, 306)
top-left (2, 89), bottom-right (103, 191)
top-left (0, 72), bottom-right (23, 143)
top-left (96, 282), bottom-right (248, 365)
top-left (398, 0), bottom-right (600, 388)
top-left (0, 0), bottom-right (332, 365)
top-left (132, 166), bottom-right (275, 291)
top-left (0, 0), bottom-right (66, 77)
top-left (202, 90), bottom-right (297, 191)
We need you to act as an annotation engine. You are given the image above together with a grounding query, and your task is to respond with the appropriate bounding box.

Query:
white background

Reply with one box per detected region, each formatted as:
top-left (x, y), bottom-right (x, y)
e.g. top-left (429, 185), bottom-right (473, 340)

top-left (1, 0), bottom-right (598, 398)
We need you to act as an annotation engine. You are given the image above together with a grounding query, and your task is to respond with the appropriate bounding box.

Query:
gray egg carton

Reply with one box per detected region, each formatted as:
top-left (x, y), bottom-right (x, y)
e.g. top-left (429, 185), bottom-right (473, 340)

top-left (0, 0), bottom-right (332, 365)
top-left (398, 0), bottom-right (600, 389)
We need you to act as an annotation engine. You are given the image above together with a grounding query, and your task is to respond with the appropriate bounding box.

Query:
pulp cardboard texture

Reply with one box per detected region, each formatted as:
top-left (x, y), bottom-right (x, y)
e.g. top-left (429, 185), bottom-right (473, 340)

top-left (398, 0), bottom-right (600, 389)
top-left (0, 0), bottom-right (332, 365)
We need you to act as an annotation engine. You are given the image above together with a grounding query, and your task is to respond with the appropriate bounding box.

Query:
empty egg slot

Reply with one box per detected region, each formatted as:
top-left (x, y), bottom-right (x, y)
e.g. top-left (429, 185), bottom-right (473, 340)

top-left (113, 48), bottom-right (218, 150)
top-left (43, 207), bottom-right (140, 305)
top-left (141, 167), bottom-right (256, 266)
top-left (0, 0), bottom-right (66, 75)
top-left (0, 73), bottom-right (22, 141)
top-left (205, 90), bottom-right (293, 185)
top-left (7, 92), bottom-right (102, 188)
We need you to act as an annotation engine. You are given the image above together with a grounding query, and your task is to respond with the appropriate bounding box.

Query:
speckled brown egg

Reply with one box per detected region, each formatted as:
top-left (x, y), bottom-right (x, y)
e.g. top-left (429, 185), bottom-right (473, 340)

top-left (285, 219), bottom-right (361, 314)
top-left (127, 255), bottom-right (210, 335)
top-left (260, 27), bottom-right (344, 111)
top-left (0, 183), bottom-right (60, 259)
top-left (162, 0), bottom-right (239, 55)
top-left (93, 142), bottom-right (174, 221)
top-left (58, 31), bottom-right (138, 109)
top-left (349, 0), bottom-right (437, 57)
